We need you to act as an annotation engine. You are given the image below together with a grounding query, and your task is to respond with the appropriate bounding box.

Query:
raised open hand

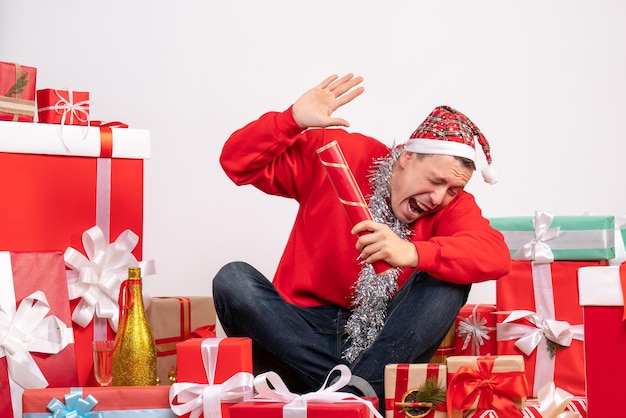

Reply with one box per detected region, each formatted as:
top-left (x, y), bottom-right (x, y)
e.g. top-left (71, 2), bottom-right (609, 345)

top-left (292, 73), bottom-right (364, 129)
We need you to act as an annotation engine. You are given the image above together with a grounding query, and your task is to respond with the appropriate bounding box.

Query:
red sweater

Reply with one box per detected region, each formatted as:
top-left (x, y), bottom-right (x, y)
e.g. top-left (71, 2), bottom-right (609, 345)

top-left (220, 107), bottom-right (511, 309)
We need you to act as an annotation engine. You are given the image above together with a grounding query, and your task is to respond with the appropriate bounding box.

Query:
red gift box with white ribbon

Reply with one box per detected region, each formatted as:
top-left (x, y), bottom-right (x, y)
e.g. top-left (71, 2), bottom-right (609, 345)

top-left (170, 337), bottom-right (254, 417)
top-left (455, 304), bottom-right (497, 356)
top-left (578, 263), bottom-right (626, 417)
top-left (0, 120), bottom-right (151, 386)
top-left (37, 88), bottom-right (90, 126)
top-left (0, 251), bottom-right (78, 418)
top-left (230, 365), bottom-right (381, 418)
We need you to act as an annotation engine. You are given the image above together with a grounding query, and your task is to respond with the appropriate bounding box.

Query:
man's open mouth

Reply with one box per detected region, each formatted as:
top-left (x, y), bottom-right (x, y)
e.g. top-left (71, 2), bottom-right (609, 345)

top-left (409, 198), bottom-right (427, 215)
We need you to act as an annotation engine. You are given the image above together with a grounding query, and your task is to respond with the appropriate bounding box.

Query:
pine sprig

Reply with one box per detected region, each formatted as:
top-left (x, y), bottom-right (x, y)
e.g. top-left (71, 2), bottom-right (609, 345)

top-left (546, 339), bottom-right (567, 359)
top-left (5, 72), bottom-right (29, 97)
top-left (413, 377), bottom-right (446, 406)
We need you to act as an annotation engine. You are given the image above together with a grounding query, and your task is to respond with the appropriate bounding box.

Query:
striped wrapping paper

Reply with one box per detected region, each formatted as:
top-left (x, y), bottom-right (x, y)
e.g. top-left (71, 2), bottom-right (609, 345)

top-left (462, 397), bottom-right (587, 417)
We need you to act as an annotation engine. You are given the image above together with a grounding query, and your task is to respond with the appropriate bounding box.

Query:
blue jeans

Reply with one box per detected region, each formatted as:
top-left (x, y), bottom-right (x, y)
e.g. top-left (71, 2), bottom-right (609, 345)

top-left (213, 261), bottom-right (470, 403)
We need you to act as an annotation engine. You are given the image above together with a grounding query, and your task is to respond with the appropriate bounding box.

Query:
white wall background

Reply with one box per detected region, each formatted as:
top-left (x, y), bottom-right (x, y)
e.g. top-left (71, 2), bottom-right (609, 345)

top-left (2, 0), bottom-right (625, 304)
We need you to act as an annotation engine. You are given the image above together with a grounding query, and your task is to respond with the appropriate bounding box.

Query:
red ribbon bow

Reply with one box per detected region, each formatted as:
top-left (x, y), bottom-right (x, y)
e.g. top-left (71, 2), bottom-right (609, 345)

top-left (447, 355), bottom-right (528, 417)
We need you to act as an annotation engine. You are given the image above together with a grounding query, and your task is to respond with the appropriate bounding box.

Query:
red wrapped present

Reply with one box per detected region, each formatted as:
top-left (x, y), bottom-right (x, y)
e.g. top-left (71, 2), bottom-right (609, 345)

top-left (230, 365), bottom-right (381, 418)
top-left (146, 296), bottom-right (216, 385)
top-left (384, 364), bottom-right (447, 418)
top-left (446, 355), bottom-right (527, 418)
top-left (0, 120), bottom-right (151, 386)
top-left (0, 251), bottom-right (78, 418)
top-left (464, 381), bottom-right (586, 417)
top-left (578, 263), bottom-right (626, 417)
top-left (170, 337), bottom-right (253, 417)
top-left (0, 61), bottom-right (37, 122)
top-left (493, 211), bottom-right (612, 397)
top-left (455, 304), bottom-right (497, 356)
top-left (175, 338), bottom-right (252, 385)
top-left (429, 323), bottom-right (455, 364)
top-left (22, 386), bottom-right (176, 417)
top-left (495, 261), bottom-right (598, 397)
top-left (37, 88), bottom-right (90, 126)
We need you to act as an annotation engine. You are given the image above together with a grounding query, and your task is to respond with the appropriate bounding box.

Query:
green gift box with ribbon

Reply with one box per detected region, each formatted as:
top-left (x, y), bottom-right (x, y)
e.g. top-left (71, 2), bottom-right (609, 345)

top-left (489, 211), bottom-right (615, 261)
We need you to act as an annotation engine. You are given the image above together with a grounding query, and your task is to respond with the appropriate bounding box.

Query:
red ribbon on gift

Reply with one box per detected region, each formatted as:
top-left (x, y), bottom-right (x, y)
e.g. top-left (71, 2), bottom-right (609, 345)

top-left (387, 364), bottom-right (445, 418)
top-left (316, 140), bottom-right (393, 275)
top-left (447, 355), bottom-right (528, 418)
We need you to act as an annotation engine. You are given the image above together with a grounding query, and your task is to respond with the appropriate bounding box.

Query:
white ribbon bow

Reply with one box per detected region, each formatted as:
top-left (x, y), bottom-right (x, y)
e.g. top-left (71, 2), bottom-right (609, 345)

top-left (64, 226), bottom-right (155, 331)
top-left (512, 211), bottom-right (560, 263)
top-left (537, 382), bottom-right (580, 418)
top-left (38, 89), bottom-right (90, 126)
top-left (457, 305), bottom-right (495, 355)
top-left (252, 364), bottom-right (383, 418)
top-left (496, 310), bottom-right (583, 356)
top-left (169, 372), bottom-right (254, 418)
top-left (169, 338), bottom-right (254, 418)
top-left (0, 290), bottom-right (74, 389)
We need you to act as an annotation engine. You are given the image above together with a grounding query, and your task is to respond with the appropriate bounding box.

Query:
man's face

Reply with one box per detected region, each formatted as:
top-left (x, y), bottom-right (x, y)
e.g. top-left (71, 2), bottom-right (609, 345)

top-left (390, 152), bottom-right (473, 224)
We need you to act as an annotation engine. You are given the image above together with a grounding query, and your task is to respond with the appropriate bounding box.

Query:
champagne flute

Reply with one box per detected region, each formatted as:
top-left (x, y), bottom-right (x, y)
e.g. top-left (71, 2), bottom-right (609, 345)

top-left (93, 340), bottom-right (115, 386)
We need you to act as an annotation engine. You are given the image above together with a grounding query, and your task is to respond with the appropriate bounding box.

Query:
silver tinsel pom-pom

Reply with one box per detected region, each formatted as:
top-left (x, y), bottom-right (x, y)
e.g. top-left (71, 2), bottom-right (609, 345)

top-left (343, 145), bottom-right (411, 362)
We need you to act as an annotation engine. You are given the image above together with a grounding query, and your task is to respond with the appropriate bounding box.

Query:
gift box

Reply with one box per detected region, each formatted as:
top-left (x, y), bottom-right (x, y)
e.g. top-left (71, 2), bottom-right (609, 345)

top-left (429, 323), bottom-right (455, 364)
top-left (36, 88), bottom-right (90, 126)
top-left (455, 304), bottom-right (497, 356)
top-left (170, 337), bottom-right (254, 418)
top-left (495, 260), bottom-right (598, 397)
top-left (22, 386), bottom-right (176, 417)
top-left (384, 364), bottom-right (447, 418)
top-left (0, 120), bottom-right (151, 386)
top-left (230, 399), bottom-right (379, 418)
top-left (146, 296), bottom-right (216, 385)
top-left (489, 212), bottom-right (615, 261)
top-left (0, 251), bottom-right (78, 418)
top-left (492, 211), bottom-right (608, 397)
top-left (463, 387), bottom-right (587, 417)
top-left (175, 338), bottom-right (252, 384)
top-left (446, 355), bottom-right (527, 418)
top-left (0, 61), bottom-right (37, 122)
top-left (578, 263), bottom-right (626, 417)
top-left (230, 365), bottom-right (381, 418)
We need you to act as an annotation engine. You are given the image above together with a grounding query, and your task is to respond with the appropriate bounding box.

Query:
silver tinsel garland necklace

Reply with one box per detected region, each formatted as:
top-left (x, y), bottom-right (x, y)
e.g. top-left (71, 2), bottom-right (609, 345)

top-left (343, 145), bottom-right (412, 362)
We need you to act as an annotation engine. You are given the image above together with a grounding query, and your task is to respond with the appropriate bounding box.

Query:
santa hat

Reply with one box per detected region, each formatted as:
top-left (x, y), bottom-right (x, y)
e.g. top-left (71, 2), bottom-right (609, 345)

top-left (404, 105), bottom-right (498, 184)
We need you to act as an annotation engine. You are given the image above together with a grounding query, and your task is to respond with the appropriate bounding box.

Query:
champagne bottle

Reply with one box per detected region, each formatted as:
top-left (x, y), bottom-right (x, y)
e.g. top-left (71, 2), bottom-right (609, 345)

top-left (112, 267), bottom-right (158, 386)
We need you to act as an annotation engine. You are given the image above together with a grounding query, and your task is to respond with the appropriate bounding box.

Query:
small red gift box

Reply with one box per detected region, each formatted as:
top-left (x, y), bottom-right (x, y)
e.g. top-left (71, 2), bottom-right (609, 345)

top-left (22, 386), bottom-right (175, 417)
top-left (455, 304), bottom-right (497, 356)
top-left (0, 251), bottom-right (78, 418)
top-left (495, 260), bottom-right (600, 397)
top-left (0, 61), bottom-right (37, 122)
top-left (170, 337), bottom-right (253, 417)
top-left (446, 355), bottom-right (527, 418)
top-left (175, 337), bottom-right (252, 384)
top-left (146, 296), bottom-right (216, 385)
top-left (37, 88), bottom-right (90, 125)
top-left (0, 120), bottom-right (150, 387)
top-left (578, 263), bottom-right (626, 417)
top-left (384, 364), bottom-right (447, 418)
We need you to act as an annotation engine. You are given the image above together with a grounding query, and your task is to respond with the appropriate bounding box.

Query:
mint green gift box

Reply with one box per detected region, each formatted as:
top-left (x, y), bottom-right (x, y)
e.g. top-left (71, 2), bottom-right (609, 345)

top-left (489, 212), bottom-right (615, 261)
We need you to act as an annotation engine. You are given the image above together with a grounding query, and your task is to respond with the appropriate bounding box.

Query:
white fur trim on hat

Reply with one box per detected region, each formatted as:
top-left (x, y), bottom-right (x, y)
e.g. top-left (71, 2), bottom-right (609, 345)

top-left (481, 164), bottom-right (498, 184)
top-left (404, 137), bottom-right (476, 162)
